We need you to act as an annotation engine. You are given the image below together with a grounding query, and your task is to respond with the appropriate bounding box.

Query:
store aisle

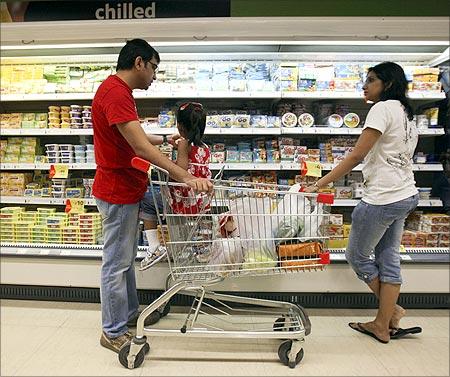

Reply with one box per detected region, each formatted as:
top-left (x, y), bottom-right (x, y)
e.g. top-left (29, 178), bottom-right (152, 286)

top-left (1, 299), bottom-right (448, 376)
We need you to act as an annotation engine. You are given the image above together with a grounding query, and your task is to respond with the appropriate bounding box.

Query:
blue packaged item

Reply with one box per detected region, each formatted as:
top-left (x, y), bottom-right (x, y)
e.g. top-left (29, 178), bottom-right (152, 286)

top-left (226, 150), bottom-right (240, 162)
top-left (239, 150), bottom-right (253, 163)
top-left (250, 115), bottom-right (268, 128)
top-left (298, 79), bottom-right (316, 91)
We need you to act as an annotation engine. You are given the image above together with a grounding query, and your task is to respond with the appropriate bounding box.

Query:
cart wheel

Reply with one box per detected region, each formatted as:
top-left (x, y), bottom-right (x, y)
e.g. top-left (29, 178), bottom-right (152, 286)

top-left (160, 302), bottom-right (171, 317)
top-left (118, 343), bottom-right (147, 369)
top-left (273, 317), bottom-right (286, 331)
top-left (278, 340), bottom-right (304, 368)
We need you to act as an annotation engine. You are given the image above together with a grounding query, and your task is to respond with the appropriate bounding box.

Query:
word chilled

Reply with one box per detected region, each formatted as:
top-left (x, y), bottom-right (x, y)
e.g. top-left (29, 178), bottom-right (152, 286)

top-left (95, 2), bottom-right (156, 20)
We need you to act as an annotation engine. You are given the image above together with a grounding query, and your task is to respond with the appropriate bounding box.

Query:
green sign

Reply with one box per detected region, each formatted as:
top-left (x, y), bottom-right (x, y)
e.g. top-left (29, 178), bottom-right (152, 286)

top-left (231, 0), bottom-right (450, 17)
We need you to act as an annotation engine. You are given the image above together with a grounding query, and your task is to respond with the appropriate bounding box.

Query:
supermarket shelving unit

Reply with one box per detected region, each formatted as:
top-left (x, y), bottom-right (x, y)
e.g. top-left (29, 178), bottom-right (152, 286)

top-left (1, 17), bottom-right (449, 305)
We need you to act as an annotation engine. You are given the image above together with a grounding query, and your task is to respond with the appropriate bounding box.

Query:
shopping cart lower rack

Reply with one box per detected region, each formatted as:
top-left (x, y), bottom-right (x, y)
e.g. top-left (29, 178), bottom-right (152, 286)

top-left (122, 157), bottom-right (334, 369)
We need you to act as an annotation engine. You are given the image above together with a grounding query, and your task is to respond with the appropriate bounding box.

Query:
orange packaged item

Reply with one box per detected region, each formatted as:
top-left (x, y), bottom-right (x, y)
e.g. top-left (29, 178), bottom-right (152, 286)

top-left (277, 242), bottom-right (322, 258)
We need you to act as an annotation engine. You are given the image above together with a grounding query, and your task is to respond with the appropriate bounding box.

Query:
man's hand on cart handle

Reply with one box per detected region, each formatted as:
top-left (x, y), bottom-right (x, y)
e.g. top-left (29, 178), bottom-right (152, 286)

top-left (183, 176), bottom-right (213, 193)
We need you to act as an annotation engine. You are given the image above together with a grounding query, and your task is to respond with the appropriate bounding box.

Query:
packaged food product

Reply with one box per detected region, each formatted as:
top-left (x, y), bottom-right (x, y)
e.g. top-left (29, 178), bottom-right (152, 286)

top-left (298, 113), bottom-right (314, 128)
top-left (424, 107), bottom-right (439, 126)
top-left (218, 114), bottom-right (234, 128)
top-left (250, 115), bottom-right (268, 128)
top-left (335, 186), bottom-right (353, 199)
top-left (253, 148), bottom-right (267, 163)
top-left (226, 150), bottom-right (240, 162)
top-left (281, 112), bottom-right (297, 128)
top-left (278, 242), bottom-right (322, 258)
top-left (416, 115), bottom-right (429, 129)
top-left (239, 150), bottom-right (253, 163)
top-left (211, 151), bottom-right (226, 163)
top-left (22, 113), bottom-right (36, 121)
top-left (267, 116), bottom-right (281, 128)
top-left (326, 114), bottom-right (343, 128)
top-left (327, 214), bottom-right (343, 225)
top-left (343, 113), bottom-right (360, 128)
top-left (48, 106), bottom-right (60, 112)
top-left (266, 149), bottom-right (280, 163)
top-left (280, 145), bottom-right (296, 161)
top-left (233, 114), bottom-right (251, 128)
top-left (206, 115), bottom-right (220, 128)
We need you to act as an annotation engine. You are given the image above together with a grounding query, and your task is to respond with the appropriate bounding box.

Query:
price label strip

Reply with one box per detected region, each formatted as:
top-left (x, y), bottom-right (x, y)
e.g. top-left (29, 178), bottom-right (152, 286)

top-left (301, 161), bottom-right (322, 177)
top-left (65, 198), bottom-right (85, 214)
top-left (49, 164), bottom-right (69, 179)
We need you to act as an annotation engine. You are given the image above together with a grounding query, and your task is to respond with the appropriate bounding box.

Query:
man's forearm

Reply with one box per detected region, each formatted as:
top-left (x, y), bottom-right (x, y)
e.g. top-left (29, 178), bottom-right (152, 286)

top-left (146, 134), bottom-right (164, 145)
top-left (135, 142), bottom-right (191, 183)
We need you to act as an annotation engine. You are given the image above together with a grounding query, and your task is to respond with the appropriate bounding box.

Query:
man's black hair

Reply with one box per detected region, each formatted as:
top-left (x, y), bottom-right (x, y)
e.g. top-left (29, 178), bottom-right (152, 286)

top-left (116, 39), bottom-right (160, 71)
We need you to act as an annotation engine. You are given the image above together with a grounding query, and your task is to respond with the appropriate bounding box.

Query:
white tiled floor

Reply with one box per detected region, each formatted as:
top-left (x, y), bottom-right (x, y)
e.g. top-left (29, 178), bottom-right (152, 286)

top-left (1, 299), bottom-right (449, 376)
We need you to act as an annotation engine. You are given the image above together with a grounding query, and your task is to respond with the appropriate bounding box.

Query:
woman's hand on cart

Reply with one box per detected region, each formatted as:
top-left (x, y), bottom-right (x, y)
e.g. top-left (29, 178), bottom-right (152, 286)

top-left (183, 176), bottom-right (214, 193)
top-left (303, 185), bottom-right (318, 193)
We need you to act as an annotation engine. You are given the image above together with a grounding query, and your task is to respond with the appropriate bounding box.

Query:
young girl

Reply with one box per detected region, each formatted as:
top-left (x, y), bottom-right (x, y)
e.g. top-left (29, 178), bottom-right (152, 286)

top-left (306, 62), bottom-right (419, 343)
top-left (139, 102), bottom-right (211, 270)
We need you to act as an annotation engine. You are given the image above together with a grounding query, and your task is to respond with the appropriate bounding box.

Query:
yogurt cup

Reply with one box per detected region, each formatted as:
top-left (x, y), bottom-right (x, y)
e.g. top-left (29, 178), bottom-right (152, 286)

top-left (327, 114), bottom-right (344, 128)
top-left (298, 113), bottom-right (315, 128)
top-left (45, 144), bottom-right (59, 151)
top-left (344, 113), bottom-right (360, 128)
top-left (59, 144), bottom-right (73, 151)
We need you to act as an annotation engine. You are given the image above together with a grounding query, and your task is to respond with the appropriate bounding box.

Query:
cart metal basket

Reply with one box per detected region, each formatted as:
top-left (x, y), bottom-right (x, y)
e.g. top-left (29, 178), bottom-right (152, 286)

top-left (119, 157), bottom-right (334, 369)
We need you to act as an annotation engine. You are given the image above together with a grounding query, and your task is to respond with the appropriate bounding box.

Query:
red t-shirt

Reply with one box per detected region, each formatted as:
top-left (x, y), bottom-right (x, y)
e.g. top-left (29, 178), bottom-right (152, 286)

top-left (92, 75), bottom-right (148, 204)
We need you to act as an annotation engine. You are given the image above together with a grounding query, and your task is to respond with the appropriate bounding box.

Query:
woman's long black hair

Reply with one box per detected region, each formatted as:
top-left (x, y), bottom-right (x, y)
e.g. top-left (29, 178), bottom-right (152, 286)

top-left (368, 62), bottom-right (414, 121)
top-left (176, 103), bottom-right (206, 146)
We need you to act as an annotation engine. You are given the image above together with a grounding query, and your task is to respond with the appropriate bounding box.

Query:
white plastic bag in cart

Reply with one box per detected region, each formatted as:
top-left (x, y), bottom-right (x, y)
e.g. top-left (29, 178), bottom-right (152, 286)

top-left (271, 184), bottom-right (326, 241)
top-left (227, 197), bottom-right (278, 265)
top-left (207, 238), bottom-right (245, 272)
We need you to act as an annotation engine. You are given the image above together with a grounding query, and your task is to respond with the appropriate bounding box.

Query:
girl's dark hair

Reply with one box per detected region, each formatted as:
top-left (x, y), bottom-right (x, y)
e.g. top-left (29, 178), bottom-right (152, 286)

top-left (176, 102), bottom-right (206, 146)
top-left (368, 62), bottom-right (414, 121)
top-left (116, 39), bottom-right (160, 71)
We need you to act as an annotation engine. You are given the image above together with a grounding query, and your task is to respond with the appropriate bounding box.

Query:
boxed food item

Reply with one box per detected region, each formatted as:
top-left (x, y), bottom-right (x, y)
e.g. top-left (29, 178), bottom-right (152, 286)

top-left (335, 187), bottom-right (353, 199)
top-left (413, 232), bottom-right (428, 247)
top-left (326, 214), bottom-right (343, 225)
top-left (401, 230), bottom-right (416, 247)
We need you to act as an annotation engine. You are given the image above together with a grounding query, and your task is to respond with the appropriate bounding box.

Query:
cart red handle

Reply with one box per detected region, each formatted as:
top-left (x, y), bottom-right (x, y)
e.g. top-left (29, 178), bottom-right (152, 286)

top-left (317, 193), bottom-right (334, 205)
top-left (131, 157), bottom-right (151, 173)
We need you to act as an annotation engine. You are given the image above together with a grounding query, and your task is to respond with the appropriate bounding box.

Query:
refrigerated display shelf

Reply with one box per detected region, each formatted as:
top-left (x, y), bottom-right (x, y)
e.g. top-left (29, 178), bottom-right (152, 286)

top-left (0, 196), bottom-right (96, 206)
top-left (1, 162), bottom-right (443, 172)
top-left (1, 243), bottom-right (448, 263)
top-left (330, 248), bottom-right (450, 263)
top-left (0, 196), bottom-right (442, 208)
top-left (1, 127), bottom-right (444, 137)
top-left (1, 91), bottom-right (445, 102)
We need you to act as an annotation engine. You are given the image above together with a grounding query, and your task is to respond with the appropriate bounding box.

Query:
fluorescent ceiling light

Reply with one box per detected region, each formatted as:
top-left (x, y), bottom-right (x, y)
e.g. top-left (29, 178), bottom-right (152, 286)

top-left (1, 40), bottom-right (448, 50)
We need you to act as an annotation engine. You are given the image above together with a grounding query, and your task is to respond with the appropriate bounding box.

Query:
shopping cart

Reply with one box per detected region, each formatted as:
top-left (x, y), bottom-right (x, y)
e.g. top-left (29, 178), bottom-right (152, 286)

top-left (120, 157), bottom-right (334, 369)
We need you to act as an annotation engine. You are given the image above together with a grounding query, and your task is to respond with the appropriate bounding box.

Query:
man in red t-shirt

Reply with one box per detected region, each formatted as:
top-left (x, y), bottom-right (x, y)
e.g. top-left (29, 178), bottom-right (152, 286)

top-left (93, 39), bottom-right (212, 353)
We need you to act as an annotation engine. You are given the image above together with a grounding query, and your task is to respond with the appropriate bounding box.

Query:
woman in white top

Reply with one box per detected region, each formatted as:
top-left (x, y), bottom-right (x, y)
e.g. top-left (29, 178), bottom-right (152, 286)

top-left (306, 62), bottom-right (419, 343)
